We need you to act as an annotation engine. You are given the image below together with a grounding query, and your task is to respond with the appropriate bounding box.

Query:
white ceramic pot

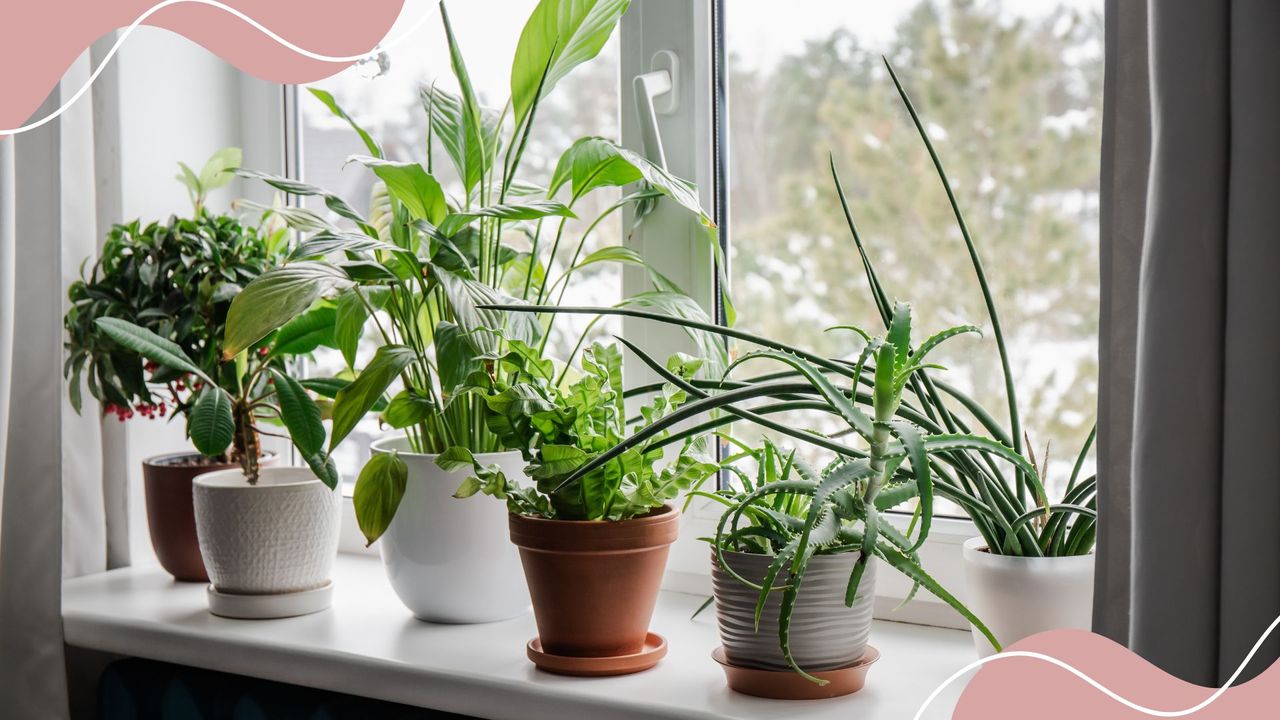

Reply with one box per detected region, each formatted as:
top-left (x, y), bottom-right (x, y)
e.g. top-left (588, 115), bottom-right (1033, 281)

top-left (961, 536), bottom-right (1094, 657)
top-left (371, 436), bottom-right (530, 623)
top-left (193, 467), bottom-right (341, 596)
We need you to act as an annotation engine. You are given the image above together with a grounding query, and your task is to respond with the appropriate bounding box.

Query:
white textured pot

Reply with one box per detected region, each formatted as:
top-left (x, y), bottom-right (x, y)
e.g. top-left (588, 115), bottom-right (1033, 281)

top-left (193, 467), bottom-right (341, 595)
top-left (371, 436), bottom-right (530, 623)
top-left (962, 536), bottom-right (1094, 657)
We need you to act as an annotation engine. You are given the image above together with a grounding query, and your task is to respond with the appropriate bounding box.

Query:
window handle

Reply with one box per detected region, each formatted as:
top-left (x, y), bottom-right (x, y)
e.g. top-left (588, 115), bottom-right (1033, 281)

top-left (633, 50), bottom-right (679, 171)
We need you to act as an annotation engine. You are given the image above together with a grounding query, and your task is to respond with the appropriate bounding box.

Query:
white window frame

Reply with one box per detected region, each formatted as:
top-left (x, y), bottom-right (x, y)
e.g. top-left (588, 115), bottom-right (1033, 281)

top-left (250, 0), bottom-right (982, 631)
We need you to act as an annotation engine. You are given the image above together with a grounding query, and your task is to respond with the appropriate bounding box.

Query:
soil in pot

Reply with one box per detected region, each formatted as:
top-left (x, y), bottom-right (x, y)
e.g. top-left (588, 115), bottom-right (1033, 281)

top-left (193, 467), bottom-right (340, 618)
top-left (142, 451), bottom-right (275, 582)
top-left (509, 504), bottom-right (679, 675)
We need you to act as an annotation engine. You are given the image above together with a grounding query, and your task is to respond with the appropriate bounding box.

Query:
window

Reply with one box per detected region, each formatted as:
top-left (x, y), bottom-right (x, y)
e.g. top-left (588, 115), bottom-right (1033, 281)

top-left (295, 3), bottom-right (622, 481)
top-left (723, 0), bottom-right (1103, 513)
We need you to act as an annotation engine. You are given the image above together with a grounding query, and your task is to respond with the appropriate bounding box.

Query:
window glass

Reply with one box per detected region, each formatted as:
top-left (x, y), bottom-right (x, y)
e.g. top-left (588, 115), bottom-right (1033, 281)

top-left (725, 0), bottom-right (1103, 510)
top-left (297, 3), bottom-right (621, 481)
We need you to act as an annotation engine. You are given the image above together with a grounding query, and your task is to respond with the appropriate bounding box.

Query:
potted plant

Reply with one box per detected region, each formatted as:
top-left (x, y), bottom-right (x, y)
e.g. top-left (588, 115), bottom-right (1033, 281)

top-left (439, 342), bottom-right (718, 675)
top-left (503, 58), bottom-right (1099, 658)
top-left (64, 148), bottom-right (288, 582)
top-left (224, 0), bottom-right (724, 624)
top-left (514, 304), bottom-right (1011, 695)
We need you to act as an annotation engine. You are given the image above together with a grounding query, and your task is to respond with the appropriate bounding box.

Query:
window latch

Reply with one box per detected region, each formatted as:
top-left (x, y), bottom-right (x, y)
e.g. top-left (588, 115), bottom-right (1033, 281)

top-left (633, 50), bottom-right (679, 171)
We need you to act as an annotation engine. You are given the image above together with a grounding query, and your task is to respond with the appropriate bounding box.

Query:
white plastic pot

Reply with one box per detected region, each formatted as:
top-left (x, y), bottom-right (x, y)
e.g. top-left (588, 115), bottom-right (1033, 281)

top-left (193, 467), bottom-right (341, 600)
top-left (371, 436), bottom-right (530, 623)
top-left (961, 536), bottom-right (1094, 657)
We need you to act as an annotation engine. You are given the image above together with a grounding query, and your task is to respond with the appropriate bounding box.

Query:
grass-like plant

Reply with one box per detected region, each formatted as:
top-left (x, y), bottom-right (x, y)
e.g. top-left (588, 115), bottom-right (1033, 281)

top-left (481, 57), bottom-right (1098, 559)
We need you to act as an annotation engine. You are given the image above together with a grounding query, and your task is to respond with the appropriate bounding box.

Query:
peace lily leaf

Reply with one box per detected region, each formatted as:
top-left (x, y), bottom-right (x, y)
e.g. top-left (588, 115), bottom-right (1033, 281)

top-left (234, 169), bottom-right (375, 234)
top-left (270, 370), bottom-right (325, 456)
top-left (234, 199), bottom-right (334, 233)
top-left (330, 345), bottom-right (417, 451)
top-left (189, 387), bottom-right (234, 457)
top-left (287, 232), bottom-right (409, 262)
top-left (439, 2), bottom-right (490, 196)
top-left (334, 290), bottom-right (368, 369)
top-left (273, 304), bottom-right (337, 356)
top-left (510, 0), bottom-right (631, 131)
top-left (309, 87), bottom-right (382, 158)
top-left (435, 268), bottom-right (543, 356)
top-left (437, 200), bottom-right (575, 238)
top-left (353, 451), bottom-right (408, 545)
top-left (346, 156), bottom-right (447, 224)
top-left (224, 262), bottom-right (353, 359)
top-left (383, 390), bottom-right (435, 429)
top-left (572, 245), bottom-right (643, 269)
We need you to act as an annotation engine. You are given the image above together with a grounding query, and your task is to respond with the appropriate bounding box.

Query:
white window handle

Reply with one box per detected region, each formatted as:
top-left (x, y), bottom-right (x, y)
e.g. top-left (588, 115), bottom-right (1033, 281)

top-left (633, 50), bottom-right (679, 171)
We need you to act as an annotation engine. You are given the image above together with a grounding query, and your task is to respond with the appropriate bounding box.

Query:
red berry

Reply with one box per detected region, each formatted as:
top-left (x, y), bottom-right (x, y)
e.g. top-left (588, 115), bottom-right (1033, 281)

top-left (258, 347), bottom-right (269, 357)
top-left (174, 380), bottom-right (185, 392)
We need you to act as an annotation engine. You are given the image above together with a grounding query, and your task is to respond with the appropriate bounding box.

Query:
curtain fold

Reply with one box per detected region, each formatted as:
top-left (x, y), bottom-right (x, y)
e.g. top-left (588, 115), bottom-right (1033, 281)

top-left (0, 41), bottom-right (126, 717)
top-left (1099, 0), bottom-right (1280, 686)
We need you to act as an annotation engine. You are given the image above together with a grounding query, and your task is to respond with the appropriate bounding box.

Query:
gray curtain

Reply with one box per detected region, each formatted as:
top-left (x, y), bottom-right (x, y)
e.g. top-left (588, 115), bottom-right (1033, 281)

top-left (1098, 0), bottom-right (1280, 686)
top-left (0, 40), bottom-right (127, 718)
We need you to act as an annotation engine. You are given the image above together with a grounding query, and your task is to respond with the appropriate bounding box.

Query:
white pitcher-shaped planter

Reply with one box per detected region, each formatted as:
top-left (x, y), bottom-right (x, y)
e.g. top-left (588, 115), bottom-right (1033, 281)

top-left (371, 436), bottom-right (530, 623)
top-left (961, 537), bottom-right (1094, 656)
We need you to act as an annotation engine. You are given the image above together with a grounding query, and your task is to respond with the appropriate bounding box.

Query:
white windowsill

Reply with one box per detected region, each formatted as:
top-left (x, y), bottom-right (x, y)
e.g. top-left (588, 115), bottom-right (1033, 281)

top-left (63, 554), bottom-right (975, 719)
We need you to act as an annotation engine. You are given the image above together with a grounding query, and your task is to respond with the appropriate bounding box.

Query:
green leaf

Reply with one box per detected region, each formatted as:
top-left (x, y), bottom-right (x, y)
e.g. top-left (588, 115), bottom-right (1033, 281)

top-left (309, 87), bottom-right (382, 158)
top-left (436, 446), bottom-right (476, 472)
top-left (234, 199), bottom-right (335, 233)
top-left (572, 245), bottom-right (643, 269)
top-left (510, 0), bottom-right (631, 131)
top-left (886, 302), bottom-right (913, 369)
top-left (383, 390), bottom-right (435, 429)
top-left (888, 419), bottom-right (931, 551)
top-left (437, 200), bottom-right (575, 237)
top-left (353, 451), bottom-right (408, 545)
top-left (234, 168), bottom-right (376, 234)
top-left (198, 147), bottom-right (242, 192)
top-left (189, 387), bottom-right (234, 457)
top-left (439, 3), bottom-right (490, 196)
top-left (435, 321), bottom-right (483, 396)
top-left (224, 262), bottom-right (353, 358)
top-left (334, 290), bottom-right (368, 369)
top-left (346, 156), bottom-right (447, 224)
top-left (287, 232), bottom-right (407, 262)
top-left (299, 377), bottom-right (390, 412)
top-left (302, 452), bottom-right (341, 490)
top-left (435, 268), bottom-right (542, 356)
top-left (273, 304), bottom-right (337, 356)
top-left (270, 370), bottom-right (325, 456)
top-left (548, 137), bottom-right (709, 222)
top-left (330, 345), bottom-right (417, 451)
top-left (93, 318), bottom-right (211, 385)
top-left (914, 324), bottom-right (981, 363)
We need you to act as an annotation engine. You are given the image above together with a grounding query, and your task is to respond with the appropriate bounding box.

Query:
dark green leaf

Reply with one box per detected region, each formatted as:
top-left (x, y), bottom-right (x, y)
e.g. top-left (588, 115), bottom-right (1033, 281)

top-left (353, 451), bottom-right (408, 544)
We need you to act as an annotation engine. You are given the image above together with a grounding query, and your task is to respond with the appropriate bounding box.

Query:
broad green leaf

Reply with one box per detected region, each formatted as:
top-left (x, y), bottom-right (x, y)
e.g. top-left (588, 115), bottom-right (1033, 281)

top-left (572, 245), bottom-right (643, 270)
top-left (330, 345), bottom-right (417, 451)
top-left (346, 156), bottom-right (447, 224)
top-left (93, 318), bottom-right (211, 385)
top-left (309, 87), bottom-right (382, 158)
top-left (175, 162), bottom-right (201, 196)
top-left (299, 377), bottom-right (390, 412)
top-left (273, 304), bottom-right (337, 356)
top-left (436, 446), bottom-right (476, 472)
top-left (334, 290), bottom-right (368, 369)
top-left (529, 444), bottom-right (589, 478)
top-left (548, 137), bottom-right (709, 222)
top-left (438, 200), bottom-right (575, 237)
top-left (287, 232), bottom-right (408, 262)
top-left (234, 168), bottom-right (375, 234)
top-left (233, 199), bottom-right (334, 233)
top-left (302, 451), bottom-right (341, 490)
top-left (224, 262), bottom-right (353, 358)
top-left (270, 370), bottom-right (325, 456)
top-left (510, 0), bottom-right (631, 131)
top-left (434, 321), bottom-right (482, 397)
top-left (435, 268), bottom-right (542, 355)
top-left (198, 147), bottom-right (242, 191)
top-left (353, 451), bottom-right (408, 545)
top-left (383, 390), bottom-right (435, 429)
top-left (439, 3), bottom-right (490, 196)
top-left (189, 387), bottom-right (234, 457)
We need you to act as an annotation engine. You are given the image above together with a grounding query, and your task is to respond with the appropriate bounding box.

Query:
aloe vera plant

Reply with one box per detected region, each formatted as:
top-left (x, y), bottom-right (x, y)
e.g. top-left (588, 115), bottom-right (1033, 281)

top-left (700, 437), bottom-right (997, 683)
top-left (479, 57), bottom-right (1098, 560)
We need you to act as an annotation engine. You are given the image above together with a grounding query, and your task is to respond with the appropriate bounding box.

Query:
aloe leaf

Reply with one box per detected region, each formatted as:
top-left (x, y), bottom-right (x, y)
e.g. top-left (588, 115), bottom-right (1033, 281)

top-left (724, 350), bottom-right (873, 438)
top-left (914, 324), bottom-right (982, 364)
top-left (889, 419), bottom-right (931, 551)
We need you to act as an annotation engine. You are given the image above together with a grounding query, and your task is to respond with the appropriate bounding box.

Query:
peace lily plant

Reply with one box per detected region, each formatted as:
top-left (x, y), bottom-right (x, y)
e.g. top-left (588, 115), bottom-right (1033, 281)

top-left (222, 0), bottom-right (722, 628)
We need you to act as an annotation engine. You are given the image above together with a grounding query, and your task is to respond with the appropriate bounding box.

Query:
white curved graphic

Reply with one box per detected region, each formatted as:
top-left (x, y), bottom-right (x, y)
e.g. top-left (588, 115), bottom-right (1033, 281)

top-left (2, 0), bottom-right (429, 136)
top-left (915, 613), bottom-right (1280, 719)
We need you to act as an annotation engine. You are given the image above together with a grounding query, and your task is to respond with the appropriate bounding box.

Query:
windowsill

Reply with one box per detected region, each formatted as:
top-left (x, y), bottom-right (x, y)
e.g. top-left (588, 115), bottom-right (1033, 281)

top-left (63, 553), bottom-right (975, 719)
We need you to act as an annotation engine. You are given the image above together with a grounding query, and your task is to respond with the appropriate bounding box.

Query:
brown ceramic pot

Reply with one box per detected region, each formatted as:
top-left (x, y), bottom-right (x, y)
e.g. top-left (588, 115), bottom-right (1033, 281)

top-left (142, 451), bottom-right (274, 582)
top-left (509, 504), bottom-right (680, 658)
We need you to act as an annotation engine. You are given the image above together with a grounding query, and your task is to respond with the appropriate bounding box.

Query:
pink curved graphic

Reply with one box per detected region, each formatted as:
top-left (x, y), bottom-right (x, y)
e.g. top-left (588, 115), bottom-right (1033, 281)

top-left (0, 0), bottom-right (404, 130)
top-left (954, 629), bottom-right (1276, 719)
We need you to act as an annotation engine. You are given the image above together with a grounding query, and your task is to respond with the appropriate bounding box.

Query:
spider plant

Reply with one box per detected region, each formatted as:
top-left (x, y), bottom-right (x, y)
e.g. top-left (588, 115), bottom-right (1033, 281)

top-left (698, 436), bottom-right (996, 682)
top-left (479, 57), bottom-right (1097, 559)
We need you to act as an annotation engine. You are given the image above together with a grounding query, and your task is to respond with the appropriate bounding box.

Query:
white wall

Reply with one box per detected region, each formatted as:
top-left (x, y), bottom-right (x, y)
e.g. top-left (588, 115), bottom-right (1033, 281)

top-left (113, 28), bottom-right (286, 565)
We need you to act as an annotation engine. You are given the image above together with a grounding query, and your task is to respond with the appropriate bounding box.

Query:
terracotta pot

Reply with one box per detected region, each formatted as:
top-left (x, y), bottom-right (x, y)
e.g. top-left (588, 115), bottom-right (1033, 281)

top-left (142, 452), bottom-right (273, 582)
top-left (509, 504), bottom-right (679, 658)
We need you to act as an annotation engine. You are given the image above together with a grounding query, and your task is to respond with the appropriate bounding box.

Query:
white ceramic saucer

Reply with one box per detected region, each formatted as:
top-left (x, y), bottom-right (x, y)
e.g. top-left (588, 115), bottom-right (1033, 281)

top-left (206, 581), bottom-right (334, 619)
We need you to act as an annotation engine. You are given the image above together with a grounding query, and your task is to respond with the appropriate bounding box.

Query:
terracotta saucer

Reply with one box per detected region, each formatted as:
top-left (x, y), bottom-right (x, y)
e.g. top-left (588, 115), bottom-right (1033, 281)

top-left (527, 633), bottom-right (668, 676)
top-left (712, 645), bottom-right (880, 699)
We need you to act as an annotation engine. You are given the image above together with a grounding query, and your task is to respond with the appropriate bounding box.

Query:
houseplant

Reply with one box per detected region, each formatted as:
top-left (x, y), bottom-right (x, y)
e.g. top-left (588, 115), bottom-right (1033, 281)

top-left (493, 57), bottom-right (1099, 658)
top-left (224, 0), bottom-right (723, 623)
top-left (442, 342), bottom-right (719, 675)
top-left (64, 148), bottom-right (288, 582)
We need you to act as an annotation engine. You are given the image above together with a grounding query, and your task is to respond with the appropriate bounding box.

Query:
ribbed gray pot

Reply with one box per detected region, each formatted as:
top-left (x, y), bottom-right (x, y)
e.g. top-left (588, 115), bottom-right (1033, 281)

top-left (712, 548), bottom-right (875, 671)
